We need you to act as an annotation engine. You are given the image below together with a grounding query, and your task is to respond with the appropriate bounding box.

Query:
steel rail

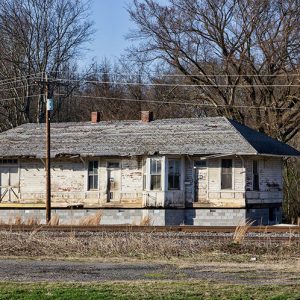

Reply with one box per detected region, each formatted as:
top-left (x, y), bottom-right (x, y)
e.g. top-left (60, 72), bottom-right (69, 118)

top-left (0, 225), bottom-right (299, 233)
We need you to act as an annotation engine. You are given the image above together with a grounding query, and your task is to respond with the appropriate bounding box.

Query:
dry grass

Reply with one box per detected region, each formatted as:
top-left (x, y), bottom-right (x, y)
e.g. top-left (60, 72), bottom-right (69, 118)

top-left (140, 216), bottom-right (152, 226)
top-left (233, 219), bottom-right (255, 244)
top-left (78, 210), bottom-right (103, 226)
top-left (14, 214), bottom-right (23, 225)
top-left (0, 229), bottom-right (298, 262)
top-left (26, 215), bottom-right (41, 226)
top-left (49, 214), bottom-right (60, 226)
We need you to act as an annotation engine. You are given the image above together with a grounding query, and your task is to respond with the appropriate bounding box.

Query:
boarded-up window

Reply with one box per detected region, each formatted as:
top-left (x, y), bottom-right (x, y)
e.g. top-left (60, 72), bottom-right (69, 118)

top-left (194, 160), bottom-right (206, 168)
top-left (107, 162), bottom-right (120, 169)
top-left (168, 159), bottom-right (180, 190)
top-left (221, 159), bottom-right (232, 189)
top-left (253, 160), bottom-right (259, 191)
top-left (150, 158), bottom-right (161, 190)
top-left (88, 161), bottom-right (98, 190)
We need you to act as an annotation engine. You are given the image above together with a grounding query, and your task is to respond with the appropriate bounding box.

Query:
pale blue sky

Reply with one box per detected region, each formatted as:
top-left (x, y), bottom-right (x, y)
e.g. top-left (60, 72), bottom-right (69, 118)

top-left (81, 0), bottom-right (168, 66)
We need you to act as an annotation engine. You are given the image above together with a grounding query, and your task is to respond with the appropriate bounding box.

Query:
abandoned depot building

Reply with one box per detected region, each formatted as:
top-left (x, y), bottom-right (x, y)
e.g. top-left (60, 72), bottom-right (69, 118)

top-left (0, 111), bottom-right (299, 226)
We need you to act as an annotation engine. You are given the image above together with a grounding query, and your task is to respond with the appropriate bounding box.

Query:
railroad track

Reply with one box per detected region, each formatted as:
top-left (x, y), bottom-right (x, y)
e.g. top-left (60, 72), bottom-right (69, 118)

top-left (0, 224), bottom-right (299, 233)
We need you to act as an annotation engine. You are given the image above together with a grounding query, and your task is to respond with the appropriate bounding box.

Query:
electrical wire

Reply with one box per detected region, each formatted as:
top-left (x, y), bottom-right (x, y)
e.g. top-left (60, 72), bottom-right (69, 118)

top-left (54, 93), bottom-right (300, 111)
top-left (51, 70), bottom-right (300, 78)
top-left (0, 73), bottom-right (43, 86)
top-left (0, 84), bottom-right (39, 93)
top-left (53, 78), bottom-right (300, 88)
top-left (0, 94), bottom-right (43, 102)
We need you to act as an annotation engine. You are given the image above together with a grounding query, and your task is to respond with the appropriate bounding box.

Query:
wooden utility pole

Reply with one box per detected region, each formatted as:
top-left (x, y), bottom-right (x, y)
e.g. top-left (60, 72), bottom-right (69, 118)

top-left (45, 73), bottom-right (51, 224)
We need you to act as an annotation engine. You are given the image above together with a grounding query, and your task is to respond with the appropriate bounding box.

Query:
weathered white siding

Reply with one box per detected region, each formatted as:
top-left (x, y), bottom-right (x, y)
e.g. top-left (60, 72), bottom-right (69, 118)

top-left (2, 155), bottom-right (284, 209)
top-left (121, 158), bottom-right (143, 200)
top-left (245, 157), bottom-right (283, 204)
top-left (19, 159), bottom-right (86, 203)
top-left (17, 158), bottom-right (144, 205)
top-left (19, 161), bottom-right (46, 202)
top-left (206, 157), bottom-right (245, 207)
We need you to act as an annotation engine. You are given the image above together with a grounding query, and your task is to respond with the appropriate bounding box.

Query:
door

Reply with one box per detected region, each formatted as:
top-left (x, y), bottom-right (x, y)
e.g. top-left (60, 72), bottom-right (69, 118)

top-left (0, 167), bottom-right (19, 202)
top-left (194, 162), bottom-right (207, 202)
top-left (107, 162), bottom-right (121, 202)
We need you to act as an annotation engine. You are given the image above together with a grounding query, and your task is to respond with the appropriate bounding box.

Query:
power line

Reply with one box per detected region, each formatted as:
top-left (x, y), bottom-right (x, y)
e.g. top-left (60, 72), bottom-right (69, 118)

top-left (53, 78), bottom-right (300, 88)
top-left (0, 84), bottom-right (39, 94)
top-left (54, 93), bottom-right (300, 111)
top-left (0, 94), bottom-right (43, 102)
top-left (51, 70), bottom-right (300, 78)
top-left (0, 74), bottom-right (43, 87)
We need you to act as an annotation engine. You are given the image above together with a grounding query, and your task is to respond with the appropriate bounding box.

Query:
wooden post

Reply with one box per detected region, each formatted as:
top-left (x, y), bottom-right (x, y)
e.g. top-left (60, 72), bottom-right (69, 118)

top-left (45, 73), bottom-right (51, 224)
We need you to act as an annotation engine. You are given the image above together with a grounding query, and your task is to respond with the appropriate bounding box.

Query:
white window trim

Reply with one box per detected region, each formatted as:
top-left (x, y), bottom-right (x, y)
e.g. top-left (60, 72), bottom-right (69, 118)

top-left (144, 157), bottom-right (164, 191)
top-left (219, 158), bottom-right (235, 191)
top-left (86, 159), bottom-right (100, 191)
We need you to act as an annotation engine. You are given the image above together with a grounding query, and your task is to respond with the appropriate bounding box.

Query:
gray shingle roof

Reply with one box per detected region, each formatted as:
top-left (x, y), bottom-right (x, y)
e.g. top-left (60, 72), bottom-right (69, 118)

top-left (0, 117), bottom-right (298, 158)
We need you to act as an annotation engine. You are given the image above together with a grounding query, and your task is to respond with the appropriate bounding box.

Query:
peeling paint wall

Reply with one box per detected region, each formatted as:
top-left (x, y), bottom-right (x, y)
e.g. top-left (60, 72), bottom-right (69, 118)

top-left (245, 157), bottom-right (283, 204)
top-left (203, 157), bottom-right (245, 207)
top-left (1, 155), bottom-right (284, 210)
top-left (19, 159), bottom-right (86, 203)
top-left (17, 158), bottom-right (143, 205)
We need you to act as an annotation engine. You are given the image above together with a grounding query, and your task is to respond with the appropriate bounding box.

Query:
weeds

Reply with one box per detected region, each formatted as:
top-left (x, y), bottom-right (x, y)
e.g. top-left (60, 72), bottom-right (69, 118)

top-left (14, 214), bottom-right (23, 225)
top-left (49, 214), bottom-right (60, 226)
top-left (233, 219), bottom-right (255, 244)
top-left (26, 215), bottom-right (41, 226)
top-left (140, 216), bottom-right (152, 226)
top-left (0, 229), bottom-right (298, 261)
top-left (78, 210), bottom-right (103, 226)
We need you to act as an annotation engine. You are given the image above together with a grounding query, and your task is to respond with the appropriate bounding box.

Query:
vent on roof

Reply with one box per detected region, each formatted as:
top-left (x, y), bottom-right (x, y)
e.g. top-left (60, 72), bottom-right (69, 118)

top-left (91, 112), bottom-right (100, 123)
top-left (141, 111), bottom-right (153, 123)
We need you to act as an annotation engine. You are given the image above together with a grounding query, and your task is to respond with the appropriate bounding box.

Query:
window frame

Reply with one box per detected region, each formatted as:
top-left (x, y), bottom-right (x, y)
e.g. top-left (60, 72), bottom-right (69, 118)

top-left (194, 160), bottom-right (207, 168)
top-left (87, 160), bottom-right (99, 191)
top-left (252, 160), bottom-right (259, 191)
top-left (142, 158), bottom-right (147, 190)
top-left (107, 161), bottom-right (120, 169)
top-left (221, 159), bottom-right (233, 190)
top-left (168, 159), bottom-right (181, 190)
top-left (150, 157), bottom-right (162, 191)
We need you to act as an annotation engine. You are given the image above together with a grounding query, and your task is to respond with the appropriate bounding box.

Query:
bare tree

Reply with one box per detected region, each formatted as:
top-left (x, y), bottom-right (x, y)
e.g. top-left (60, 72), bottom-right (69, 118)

top-left (128, 0), bottom-right (300, 142)
top-left (0, 0), bottom-right (94, 126)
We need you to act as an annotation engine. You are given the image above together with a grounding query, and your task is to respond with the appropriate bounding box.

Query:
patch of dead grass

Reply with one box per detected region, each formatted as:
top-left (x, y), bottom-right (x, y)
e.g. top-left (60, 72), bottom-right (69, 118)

top-left (0, 230), bottom-right (298, 263)
top-left (233, 219), bottom-right (255, 244)
top-left (139, 216), bottom-right (152, 226)
top-left (78, 210), bottom-right (103, 226)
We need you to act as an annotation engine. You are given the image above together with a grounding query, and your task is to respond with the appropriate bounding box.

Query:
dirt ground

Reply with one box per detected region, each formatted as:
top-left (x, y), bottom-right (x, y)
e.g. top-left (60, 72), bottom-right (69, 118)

top-left (0, 259), bottom-right (299, 286)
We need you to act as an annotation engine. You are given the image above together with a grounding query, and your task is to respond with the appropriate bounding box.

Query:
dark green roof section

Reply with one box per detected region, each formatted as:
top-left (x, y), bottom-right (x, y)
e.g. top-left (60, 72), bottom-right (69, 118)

top-left (228, 119), bottom-right (300, 156)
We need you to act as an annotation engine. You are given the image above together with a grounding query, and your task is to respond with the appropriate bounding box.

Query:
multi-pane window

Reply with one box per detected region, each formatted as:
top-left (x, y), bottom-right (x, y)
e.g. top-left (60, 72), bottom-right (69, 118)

top-left (88, 161), bottom-right (98, 190)
top-left (221, 159), bottom-right (232, 189)
top-left (253, 160), bottom-right (259, 191)
top-left (168, 159), bottom-right (180, 190)
top-left (150, 158), bottom-right (161, 190)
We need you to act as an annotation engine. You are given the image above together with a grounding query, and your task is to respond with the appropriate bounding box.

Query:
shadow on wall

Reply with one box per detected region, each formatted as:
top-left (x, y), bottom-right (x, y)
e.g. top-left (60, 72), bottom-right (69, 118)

top-left (164, 208), bottom-right (282, 226)
top-left (246, 207), bottom-right (282, 226)
top-left (164, 209), bottom-right (195, 225)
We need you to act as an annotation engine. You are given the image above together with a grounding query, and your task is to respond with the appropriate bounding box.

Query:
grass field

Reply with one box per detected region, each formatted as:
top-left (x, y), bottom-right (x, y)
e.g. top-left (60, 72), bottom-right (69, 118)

top-left (0, 282), bottom-right (299, 300)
